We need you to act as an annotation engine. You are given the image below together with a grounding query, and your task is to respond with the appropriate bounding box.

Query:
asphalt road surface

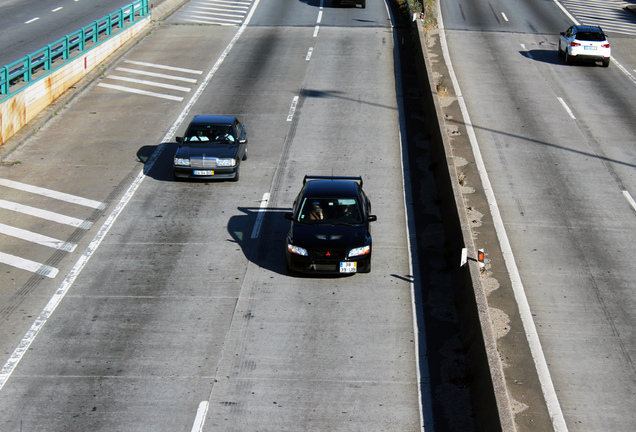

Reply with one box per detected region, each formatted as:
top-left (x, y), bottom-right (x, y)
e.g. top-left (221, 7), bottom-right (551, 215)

top-left (441, 0), bottom-right (636, 429)
top-left (0, 0), bottom-right (427, 430)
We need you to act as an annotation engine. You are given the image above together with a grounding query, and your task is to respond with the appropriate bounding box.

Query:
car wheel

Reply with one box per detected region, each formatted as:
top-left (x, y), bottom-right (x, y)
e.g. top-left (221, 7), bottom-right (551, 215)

top-left (242, 148), bottom-right (248, 161)
top-left (602, 59), bottom-right (610, 68)
top-left (557, 42), bottom-right (563, 57)
top-left (565, 50), bottom-right (572, 64)
top-left (232, 166), bottom-right (240, 182)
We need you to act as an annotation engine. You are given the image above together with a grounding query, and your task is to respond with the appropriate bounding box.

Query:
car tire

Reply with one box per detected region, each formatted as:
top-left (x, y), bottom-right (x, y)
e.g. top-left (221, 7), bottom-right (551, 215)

top-left (557, 42), bottom-right (563, 57)
top-left (232, 166), bottom-right (240, 182)
top-left (602, 59), bottom-right (610, 68)
top-left (242, 148), bottom-right (248, 161)
top-left (565, 50), bottom-right (573, 64)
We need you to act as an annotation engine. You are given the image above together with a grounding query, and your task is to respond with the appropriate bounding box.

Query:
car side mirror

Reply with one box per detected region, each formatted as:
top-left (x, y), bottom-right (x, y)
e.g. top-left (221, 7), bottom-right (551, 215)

top-left (368, 215), bottom-right (377, 222)
top-left (560, 32), bottom-right (565, 36)
top-left (176, 136), bottom-right (183, 143)
top-left (284, 213), bottom-right (294, 221)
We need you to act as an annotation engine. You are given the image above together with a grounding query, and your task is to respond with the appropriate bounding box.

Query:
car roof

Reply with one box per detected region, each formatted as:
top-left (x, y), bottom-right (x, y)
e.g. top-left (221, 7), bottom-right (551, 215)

top-left (573, 25), bottom-right (604, 33)
top-left (303, 178), bottom-right (362, 198)
top-left (189, 115), bottom-right (236, 126)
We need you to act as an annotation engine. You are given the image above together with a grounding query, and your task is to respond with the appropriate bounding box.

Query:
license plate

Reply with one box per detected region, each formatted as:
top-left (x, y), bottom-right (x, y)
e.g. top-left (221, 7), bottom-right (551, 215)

top-left (584, 46), bottom-right (597, 50)
top-left (194, 170), bottom-right (213, 175)
top-left (340, 262), bottom-right (357, 273)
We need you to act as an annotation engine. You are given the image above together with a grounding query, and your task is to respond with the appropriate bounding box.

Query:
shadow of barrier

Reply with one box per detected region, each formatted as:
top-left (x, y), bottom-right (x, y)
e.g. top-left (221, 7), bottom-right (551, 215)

top-left (408, 14), bottom-right (514, 432)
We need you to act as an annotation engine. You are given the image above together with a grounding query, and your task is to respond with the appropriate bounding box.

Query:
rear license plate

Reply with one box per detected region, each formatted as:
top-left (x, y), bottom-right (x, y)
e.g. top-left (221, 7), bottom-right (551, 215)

top-left (194, 170), bottom-right (213, 175)
top-left (584, 46), bottom-right (597, 50)
top-left (340, 262), bottom-right (357, 273)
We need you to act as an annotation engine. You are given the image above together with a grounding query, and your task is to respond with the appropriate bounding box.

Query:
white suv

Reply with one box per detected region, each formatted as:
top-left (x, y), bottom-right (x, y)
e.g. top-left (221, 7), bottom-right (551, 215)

top-left (558, 25), bottom-right (611, 67)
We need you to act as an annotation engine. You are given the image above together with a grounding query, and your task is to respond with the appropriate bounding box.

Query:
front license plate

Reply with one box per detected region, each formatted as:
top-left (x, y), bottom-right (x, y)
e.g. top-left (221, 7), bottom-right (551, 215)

top-left (194, 170), bottom-right (213, 175)
top-left (340, 262), bottom-right (357, 273)
top-left (584, 46), bottom-right (597, 50)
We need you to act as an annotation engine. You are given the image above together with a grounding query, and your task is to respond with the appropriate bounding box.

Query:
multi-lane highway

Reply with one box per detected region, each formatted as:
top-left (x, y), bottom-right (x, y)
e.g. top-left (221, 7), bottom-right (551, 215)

top-left (441, 0), bottom-right (636, 430)
top-left (0, 0), bottom-right (428, 430)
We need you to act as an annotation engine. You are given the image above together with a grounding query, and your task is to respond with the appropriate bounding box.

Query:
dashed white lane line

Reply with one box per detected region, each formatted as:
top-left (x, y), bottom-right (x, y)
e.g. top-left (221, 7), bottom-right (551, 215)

top-left (191, 401), bottom-right (209, 432)
top-left (287, 95), bottom-right (299, 121)
top-left (0, 200), bottom-right (92, 229)
top-left (0, 223), bottom-right (76, 252)
top-left (623, 191), bottom-right (636, 212)
top-left (557, 97), bottom-right (576, 119)
top-left (25, 17), bottom-right (39, 24)
top-left (0, 251), bottom-right (57, 278)
top-left (0, 178), bottom-right (104, 209)
top-left (501, 12), bottom-right (509, 22)
top-left (306, 47), bottom-right (314, 61)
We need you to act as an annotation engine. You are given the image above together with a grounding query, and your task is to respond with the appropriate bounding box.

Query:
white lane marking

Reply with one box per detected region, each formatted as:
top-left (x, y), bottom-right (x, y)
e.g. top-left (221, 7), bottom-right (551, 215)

top-left (306, 47), bottom-right (313, 61)
top-left (97, 83), bottom-right (184, 101)
top-left (51, 7), bottom-right (63, 12)
top-left (313, 25), bottom-right (320, 37)
top-left (191, 401), bottom-right (209, 432)
top-left (0, 251), bottom-right (57, 278)
top-left (501, 12), bottom-right (509, 22)
top-left (0, 223), bottom-right (76, 252)
top-left (124, 60), bottom-right (203, 75)
top-left (25, 17), bottom-right (39, 24)
top-left (317, 10), bottom-right (323, 23)
top-left (190, 9), bottom-right (245, 19)
top-left (0, 200), bottom-right (92, 229)
top-left (557, 97), bottom-right (576, 119)
top-left (623, 191), bottom-right (636, 212)
top-left (0, 178), bottom-right (104, 209)
top-left (181, 17), bottom-right (242, 25)
top-left (520, 43), bottom-right (533, 59)
top-left (0, 0), bottom-right (261, 399)
top-left (108, 75), bottom-right (191, 92)
top-left (437, 10), bottom-right (569, 432)
top-left (250, 193), bottom-right (270, 239)
top-left (114, 67), bottom-right (198, 83)
top-left (286, 96), bottom-right (299, 121)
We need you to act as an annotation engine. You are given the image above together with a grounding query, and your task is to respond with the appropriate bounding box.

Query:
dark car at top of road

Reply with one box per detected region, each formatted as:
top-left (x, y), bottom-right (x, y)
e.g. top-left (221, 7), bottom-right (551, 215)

top-left (173, 115), bottom-right (248, 181)
top-left (558, 25), bottom-right (611, 67)
top-left (333, 0), bottom-right (366, 8)
top-left (285, 176), bottom-right (377, 275)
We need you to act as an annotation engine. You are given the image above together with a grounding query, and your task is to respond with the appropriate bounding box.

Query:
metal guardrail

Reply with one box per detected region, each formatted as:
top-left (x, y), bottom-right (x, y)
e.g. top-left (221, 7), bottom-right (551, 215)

top-left (0, 0), bottom-right (149, 97)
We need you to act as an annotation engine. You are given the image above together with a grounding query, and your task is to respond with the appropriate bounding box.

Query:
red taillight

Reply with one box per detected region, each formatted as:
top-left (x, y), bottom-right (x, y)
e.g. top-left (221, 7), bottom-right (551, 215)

top-left (570, 42), bottom-right (580, 47)
top-left (602, 43), bottom-right (610, 48)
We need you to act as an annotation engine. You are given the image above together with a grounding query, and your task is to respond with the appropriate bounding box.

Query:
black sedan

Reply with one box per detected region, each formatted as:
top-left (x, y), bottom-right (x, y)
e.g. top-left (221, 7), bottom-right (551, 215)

top-left (285, 176), bottom-right (377, 274)
top-left (173, 115), bottom-right (247, 181)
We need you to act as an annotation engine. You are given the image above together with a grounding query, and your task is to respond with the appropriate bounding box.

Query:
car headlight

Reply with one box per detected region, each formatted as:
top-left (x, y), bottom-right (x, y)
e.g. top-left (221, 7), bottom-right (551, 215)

top-left (287, 244), bottom-right (308, 256)
top-left (216, 158), bottom-right (236, 167)
top-left (174, 157), bottom-right (190, 166)
top-left (348, 245), bottom-right (370, 258)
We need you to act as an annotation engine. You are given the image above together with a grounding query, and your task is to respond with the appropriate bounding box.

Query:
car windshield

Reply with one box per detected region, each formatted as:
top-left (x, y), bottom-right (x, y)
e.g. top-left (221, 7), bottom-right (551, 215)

top-left (183, 126), bottom-right (235, 144)
top-left (577, 32), bottom-right (605, 42)
top-left (297, 198), bottom-right (363, 224)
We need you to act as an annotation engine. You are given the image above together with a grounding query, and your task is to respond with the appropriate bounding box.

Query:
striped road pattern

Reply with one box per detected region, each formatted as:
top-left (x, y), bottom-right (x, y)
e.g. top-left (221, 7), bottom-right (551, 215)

top-left (0, 179), bottom-right (104, 278)
top-left (559, 0), bottom-right (636, 36)
top-left (168, 0), bottom-right (252, 26)
top-left (97, 60), bottom-right (203, 101)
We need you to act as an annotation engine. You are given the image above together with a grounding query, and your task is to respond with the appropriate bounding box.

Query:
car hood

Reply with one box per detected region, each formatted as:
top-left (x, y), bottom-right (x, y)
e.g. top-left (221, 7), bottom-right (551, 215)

top-left (290, 223), bottom-right (369, 249)
top-left (175, 145), bottom-right (238, 159)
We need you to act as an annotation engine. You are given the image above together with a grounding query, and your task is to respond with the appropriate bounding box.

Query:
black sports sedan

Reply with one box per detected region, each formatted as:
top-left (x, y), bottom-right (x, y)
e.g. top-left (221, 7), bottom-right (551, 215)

top-left (173, 115), bottom-right (247, 181)
top-left (285, 176), bottom-right (377, 274)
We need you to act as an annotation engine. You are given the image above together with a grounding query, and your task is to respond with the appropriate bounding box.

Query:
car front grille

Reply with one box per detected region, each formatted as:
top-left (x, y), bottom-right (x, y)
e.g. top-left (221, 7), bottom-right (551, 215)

top-left (190, 157), bottom-right (217, 169)
top-left (310, 250), bottom-right (346, 261)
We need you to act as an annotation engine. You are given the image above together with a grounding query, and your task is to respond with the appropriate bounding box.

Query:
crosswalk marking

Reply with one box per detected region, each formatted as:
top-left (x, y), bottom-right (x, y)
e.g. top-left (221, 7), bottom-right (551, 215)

top-left (107, 75), bottom-right (192, 92)
top-left (97, 83), bottom-right (185, 101)
top-left (0, 251), bottom-right (58, 278)
top-left (0, 199), bottom-right (92, 229)
top-left (0, 223), bottom-right (76, 252)
top-left (559, 0), bottom-right (636, 36)
top-left (169, 0), bottom-right (252, 25)
top-left (114, 67), bottom-right (199, 83)
top-left (123, 60), bottom-right (203, 75)
top-left (0, 178), bottom-right (104, 209)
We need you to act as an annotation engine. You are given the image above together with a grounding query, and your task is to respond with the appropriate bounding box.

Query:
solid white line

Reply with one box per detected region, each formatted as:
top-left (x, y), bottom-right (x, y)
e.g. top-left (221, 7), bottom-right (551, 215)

top-left (622, 191), bottom-right (636, 212)
top-left (97, 83), bottom-right (184, 101)
top-left (0, 178), bottom-right (104, 209)
top-left (557, 97), bottom-right (576, 119)
top-left (107, 75), bottom-right (191, 92)
top-left (115, 67), bottom-right (198, 83)
top-left (250, 193), bottom-right (270, 239)
top-left (0, 223), bottom-right (76, 252)
top-left (124, 60), bottom-right (203, 75)
top-left (286, 96), bottom-right (299, 121)
top-left (0, 199), bottom-right (91, 228)
top-left (191, 401), bottom-right (209, 432)
top-left (438, 9), bottom-right (569, 432)
top-left (0, 251), bottom-right (58, 278)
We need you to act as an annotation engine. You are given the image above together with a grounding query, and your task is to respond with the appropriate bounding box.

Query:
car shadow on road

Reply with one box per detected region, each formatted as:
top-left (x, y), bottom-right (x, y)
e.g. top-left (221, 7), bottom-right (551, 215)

top-left (137, 143), bottom-right (176, 182)
top-left (522, 49), bottom-right (609, 67)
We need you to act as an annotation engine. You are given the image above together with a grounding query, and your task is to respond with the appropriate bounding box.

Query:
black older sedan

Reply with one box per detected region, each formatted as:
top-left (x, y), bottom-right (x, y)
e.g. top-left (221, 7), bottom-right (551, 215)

top-left (285, 176), bottom-right (377, 275)
top-left (173, 115), bottom-right (247, 181)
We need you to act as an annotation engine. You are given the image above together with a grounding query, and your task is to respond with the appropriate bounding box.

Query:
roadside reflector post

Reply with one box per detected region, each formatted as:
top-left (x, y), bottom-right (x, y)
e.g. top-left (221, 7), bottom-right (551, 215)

top-left (478, 249), bottom-right (485, 271)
